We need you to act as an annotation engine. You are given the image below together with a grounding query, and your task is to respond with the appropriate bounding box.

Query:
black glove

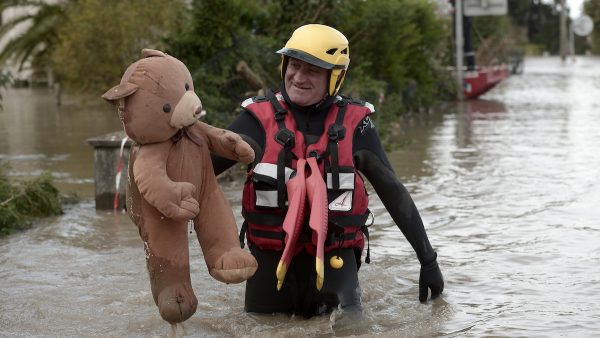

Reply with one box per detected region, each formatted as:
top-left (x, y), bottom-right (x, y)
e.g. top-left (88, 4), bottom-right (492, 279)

top-left (418, 252), bottom-right (444, 302)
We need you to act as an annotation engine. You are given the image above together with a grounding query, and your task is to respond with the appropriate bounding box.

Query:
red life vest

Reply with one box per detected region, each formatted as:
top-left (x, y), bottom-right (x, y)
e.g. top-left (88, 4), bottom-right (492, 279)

top-left (241, 91), bottom-right (374, 257)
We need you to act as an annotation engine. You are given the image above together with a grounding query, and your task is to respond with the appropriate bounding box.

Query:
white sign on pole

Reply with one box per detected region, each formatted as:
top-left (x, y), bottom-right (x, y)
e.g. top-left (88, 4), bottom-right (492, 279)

top-left (464, 0), bottom-right (508, 16)
top-left (573, 15), bottom-right (594, 37)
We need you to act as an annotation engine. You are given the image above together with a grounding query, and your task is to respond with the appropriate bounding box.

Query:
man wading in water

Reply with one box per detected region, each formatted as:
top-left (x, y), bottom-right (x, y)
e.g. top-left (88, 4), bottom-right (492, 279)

top-left (212, 24), bottom-right (444, 317)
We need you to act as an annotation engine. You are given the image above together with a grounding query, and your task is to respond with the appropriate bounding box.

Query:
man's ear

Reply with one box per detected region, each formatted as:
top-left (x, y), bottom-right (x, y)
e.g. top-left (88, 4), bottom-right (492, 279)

top-left (101, 83), bottom-right (139, 104)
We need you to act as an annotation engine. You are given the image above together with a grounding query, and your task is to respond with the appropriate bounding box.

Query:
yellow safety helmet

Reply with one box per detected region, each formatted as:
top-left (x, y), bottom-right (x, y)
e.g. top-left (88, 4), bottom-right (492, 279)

top-left (277, 24), bottom-right (350, 97)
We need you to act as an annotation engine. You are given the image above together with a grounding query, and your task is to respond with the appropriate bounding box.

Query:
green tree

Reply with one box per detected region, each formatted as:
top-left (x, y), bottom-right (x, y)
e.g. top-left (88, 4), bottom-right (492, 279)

top-left (166, 0), bottom-right (279, 127)
top-left (166, 0), bottom-right (452, 128)
top-left (263, 0), bottom-right (338, 43)
top-left (0, 71), bottom-right (11, 110)
top-left (51, 0), bottom-right (186, 93)
top-left (0, 0), bottom-right (67, 77)
top-left (337, 0), bottom-right (451, 110)
top-left (514, 0), bottom-right (562, 54)
top-left (471, 15), bottom-right (516, 64)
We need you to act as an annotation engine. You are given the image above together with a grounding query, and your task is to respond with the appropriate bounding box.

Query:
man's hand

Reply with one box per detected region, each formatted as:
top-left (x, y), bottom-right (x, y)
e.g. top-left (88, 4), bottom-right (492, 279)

top-left (419, 253), bottom-right (444, 302)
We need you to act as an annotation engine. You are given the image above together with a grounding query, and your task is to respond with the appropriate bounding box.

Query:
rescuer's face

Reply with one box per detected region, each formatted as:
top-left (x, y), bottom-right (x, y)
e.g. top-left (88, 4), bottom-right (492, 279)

top-left (284, 58), bottom-right (328, 107)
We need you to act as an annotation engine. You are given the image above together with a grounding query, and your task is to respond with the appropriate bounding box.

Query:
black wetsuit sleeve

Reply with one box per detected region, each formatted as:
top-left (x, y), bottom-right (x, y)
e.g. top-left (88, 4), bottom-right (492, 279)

top-left (211, 109), bottom-right (265, 176)
top-left (353, 117), bottom-right (437, 264)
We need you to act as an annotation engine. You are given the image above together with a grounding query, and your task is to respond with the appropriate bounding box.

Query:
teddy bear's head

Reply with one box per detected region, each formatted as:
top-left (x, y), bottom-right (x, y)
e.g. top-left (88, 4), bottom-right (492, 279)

top-left (102, 49), bottom-right (202, 144)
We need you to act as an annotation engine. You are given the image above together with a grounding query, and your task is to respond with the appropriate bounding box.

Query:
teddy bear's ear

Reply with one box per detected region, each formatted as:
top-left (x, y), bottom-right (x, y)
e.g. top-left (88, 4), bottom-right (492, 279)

top-left (101, 82), bottom-right (139, 103)
top-left (141, 48), bottom-right (166, 58)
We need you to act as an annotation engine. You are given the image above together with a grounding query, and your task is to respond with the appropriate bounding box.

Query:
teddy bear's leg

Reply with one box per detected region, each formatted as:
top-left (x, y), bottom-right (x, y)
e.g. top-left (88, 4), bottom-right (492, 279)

top-left (194, 184), bottom-right (257, 284)
top-left (140, 206), bottom-right (198, 324)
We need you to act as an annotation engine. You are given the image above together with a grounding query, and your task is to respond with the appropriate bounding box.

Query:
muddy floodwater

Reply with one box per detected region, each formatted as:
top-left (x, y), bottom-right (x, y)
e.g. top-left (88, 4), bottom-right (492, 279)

top-left (1, 56), bottom-right (599, 337)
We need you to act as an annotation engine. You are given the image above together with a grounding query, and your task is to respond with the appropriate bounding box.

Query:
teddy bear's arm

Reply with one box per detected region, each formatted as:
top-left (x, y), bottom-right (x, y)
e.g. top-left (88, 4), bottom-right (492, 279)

top-left (134, 142), bottom-right (200, 221)
top-left (193, 121), bottom-right (255, 164)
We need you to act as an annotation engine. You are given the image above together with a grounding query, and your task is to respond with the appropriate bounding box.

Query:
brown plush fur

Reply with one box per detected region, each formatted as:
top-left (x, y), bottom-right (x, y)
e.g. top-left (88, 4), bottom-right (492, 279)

top-left (102, 49), bottom-right (257, 324)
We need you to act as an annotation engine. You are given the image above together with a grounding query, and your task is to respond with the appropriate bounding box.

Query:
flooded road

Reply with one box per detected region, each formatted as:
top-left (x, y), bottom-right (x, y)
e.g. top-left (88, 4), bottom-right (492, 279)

top-left (1, 56), bottom-right (599, 337)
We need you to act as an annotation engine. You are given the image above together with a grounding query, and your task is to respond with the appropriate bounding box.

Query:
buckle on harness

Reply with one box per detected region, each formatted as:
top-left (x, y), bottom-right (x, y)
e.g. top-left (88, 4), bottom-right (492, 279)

top-left (328, 124), bottom-right (346, 141)
top-left (275, 107), bottom-right (287, 122)
top-left (275, 129), bottom-right (295, 147)
top-left (308, 150), bottom-right (321, 160)
top-left (274, 110), bottom-right (287, 121)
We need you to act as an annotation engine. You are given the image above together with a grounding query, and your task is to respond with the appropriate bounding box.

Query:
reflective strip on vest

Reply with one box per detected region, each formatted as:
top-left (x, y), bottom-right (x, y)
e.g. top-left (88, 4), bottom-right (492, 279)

top-left (253, 163), bottom-right (293, 207)
top-left (256, 190), bottom-right (280, 208)
top-left (241, 97), bottom-right (254, 108)
top-left (254, 163), bottom-right (294, 183)
top-left (326, 172), bottom-right (355, 190)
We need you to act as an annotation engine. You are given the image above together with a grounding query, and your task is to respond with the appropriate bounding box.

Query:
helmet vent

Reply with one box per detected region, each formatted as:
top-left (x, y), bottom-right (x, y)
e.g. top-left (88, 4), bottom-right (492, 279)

top-left (341, 48), bottom-right (348, 54)
top-left (326, 48), bottom-right (338, 55)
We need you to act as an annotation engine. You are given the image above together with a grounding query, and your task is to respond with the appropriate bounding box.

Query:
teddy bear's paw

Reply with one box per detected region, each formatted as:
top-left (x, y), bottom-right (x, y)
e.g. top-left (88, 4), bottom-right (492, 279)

top-left (173, 196), bottom-right (200, 221)
top-left (222, 132), bottom-right (255, 164)
top-left (162, 183), bottom-right (200, 221)
top-left (234, 143), bottom-right (255, 164)
top-left (157, 283), bottom-right (198, 324)
top-left (209, 249), bottom-right (258, 284)
top-left (163, 196), bottom-right (199, 221)
top-left (228, 134), bottom-right (255, 164)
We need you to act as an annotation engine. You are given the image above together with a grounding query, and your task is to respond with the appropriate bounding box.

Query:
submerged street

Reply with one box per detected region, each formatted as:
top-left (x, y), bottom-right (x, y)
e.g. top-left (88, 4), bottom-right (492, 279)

top-left (0, 56), bottom-right (599, 337)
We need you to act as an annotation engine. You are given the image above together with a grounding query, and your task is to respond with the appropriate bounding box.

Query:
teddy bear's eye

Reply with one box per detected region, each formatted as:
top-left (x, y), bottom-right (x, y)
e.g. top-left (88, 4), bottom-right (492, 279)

top-left (185, 83), bottom-right (190, 90)
top-left (163, 104), bottom-right (171, 113)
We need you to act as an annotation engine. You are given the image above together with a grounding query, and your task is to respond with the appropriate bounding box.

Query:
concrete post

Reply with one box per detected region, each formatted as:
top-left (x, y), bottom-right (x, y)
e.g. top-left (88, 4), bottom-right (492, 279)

top-left (87, 131), bottom-right (131, 210)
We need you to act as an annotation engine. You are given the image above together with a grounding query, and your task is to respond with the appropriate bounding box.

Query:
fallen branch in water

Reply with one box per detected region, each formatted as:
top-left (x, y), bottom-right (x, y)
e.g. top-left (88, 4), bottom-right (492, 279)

top-left (0, 194), bottom-right (19, 207)
top-left (0, 166), bottom-right (65, 236)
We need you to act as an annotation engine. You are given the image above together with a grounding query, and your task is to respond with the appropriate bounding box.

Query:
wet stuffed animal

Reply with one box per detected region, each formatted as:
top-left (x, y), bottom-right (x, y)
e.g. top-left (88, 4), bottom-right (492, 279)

top-left (102, 49), bottom-right (257, 324)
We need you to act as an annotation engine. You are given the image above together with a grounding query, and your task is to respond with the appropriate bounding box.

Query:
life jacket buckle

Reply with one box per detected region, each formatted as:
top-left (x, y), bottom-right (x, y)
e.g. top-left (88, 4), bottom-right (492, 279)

top-left (275, 129), bottom-right (295, 148)
top-left (308, 150), bottom-right (320, 159)
top-left (274, 110), bottom-right (287, 121)
top-left (328, 124), bottom-right (346, 141)
top-left (336, 98), bottom-right (348, 107)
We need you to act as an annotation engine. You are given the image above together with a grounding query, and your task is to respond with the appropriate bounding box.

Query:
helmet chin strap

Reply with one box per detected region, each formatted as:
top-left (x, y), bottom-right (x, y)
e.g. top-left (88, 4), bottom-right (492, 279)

top-left (329, 69), bottom-right (345, 97)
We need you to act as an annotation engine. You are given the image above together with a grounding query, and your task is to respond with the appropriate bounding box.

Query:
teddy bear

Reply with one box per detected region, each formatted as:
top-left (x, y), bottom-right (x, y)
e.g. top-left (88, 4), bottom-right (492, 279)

top-left (101, 49), bottom-right (257, 324)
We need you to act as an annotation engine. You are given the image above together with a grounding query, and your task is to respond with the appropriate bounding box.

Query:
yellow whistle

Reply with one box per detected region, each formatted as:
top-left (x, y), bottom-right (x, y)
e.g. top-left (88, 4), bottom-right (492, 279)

top-left (329, 255), bottom-right (344, 269)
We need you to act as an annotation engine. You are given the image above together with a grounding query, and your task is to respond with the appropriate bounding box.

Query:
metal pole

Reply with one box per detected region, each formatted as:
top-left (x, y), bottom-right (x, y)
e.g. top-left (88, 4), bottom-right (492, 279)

top-left (570, 21), bottom-right (575, 58)
top-left (455, 0), bottom-right (464, 100)
top-left (560, 0), bottom-right (568, 61)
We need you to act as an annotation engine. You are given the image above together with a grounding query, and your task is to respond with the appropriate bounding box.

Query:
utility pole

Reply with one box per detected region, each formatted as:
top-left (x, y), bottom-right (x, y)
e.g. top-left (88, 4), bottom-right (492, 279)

top-left (560, 0), bottom-right (568, 61)
top-left (570, 20), bottom-right (575, 59)
top-left (455, 0), bottom-right (464, 100)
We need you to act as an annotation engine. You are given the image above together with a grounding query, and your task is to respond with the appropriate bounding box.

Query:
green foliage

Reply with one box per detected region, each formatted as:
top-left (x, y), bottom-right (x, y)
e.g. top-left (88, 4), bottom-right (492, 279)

top-left (2, 0), bottom-right (454, 127)
top-left (337, 0), bottom-right (452, 112)
top-left (166, 0), bottom-right (280, 127)
top-left (51, 0), bottom-right (186, 93)
top-left (263, 0), bottom-right (338, 42)
top-left (0, 163), bottom-right (63, 236)
top-left (0, 0), bottom-right (66, 72)
top-left (166, 0), bottom-right (452, 128)
top-left (507, 0), bottom-right (561, 55)
top-left (0, 71), bottom-right (12, 110)
top-left (471, 15), bottom-right (517, 64)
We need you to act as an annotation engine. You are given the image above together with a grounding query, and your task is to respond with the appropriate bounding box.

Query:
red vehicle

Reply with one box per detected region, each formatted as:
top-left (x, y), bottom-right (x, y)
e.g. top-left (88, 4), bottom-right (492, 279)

top-left (463, 64), bottom-right (510, 99)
